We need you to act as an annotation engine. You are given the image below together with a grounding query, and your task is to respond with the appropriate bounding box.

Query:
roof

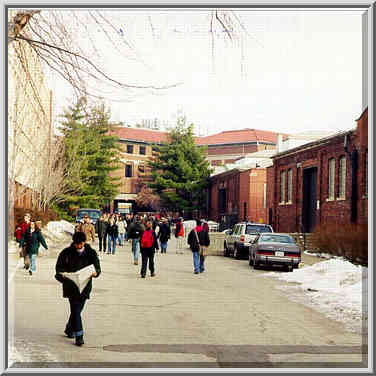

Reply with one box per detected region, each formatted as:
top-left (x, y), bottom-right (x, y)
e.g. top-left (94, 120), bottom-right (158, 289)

top-left (272, 129), bottom-right (355, 160)
top-left (110, 127), bottom-right (169, 144)
top-left (196, 128), bottom-right (286, 146)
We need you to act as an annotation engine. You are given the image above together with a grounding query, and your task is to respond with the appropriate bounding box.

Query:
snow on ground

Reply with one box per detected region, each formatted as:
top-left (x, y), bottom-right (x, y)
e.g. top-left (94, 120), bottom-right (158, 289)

top-left (266, 258), bottom-right (367, 334)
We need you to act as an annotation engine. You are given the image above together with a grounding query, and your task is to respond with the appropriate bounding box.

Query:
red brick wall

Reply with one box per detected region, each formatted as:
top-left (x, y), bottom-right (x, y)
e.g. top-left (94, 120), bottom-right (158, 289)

top-left (269, 119), bottom-right (368, 233)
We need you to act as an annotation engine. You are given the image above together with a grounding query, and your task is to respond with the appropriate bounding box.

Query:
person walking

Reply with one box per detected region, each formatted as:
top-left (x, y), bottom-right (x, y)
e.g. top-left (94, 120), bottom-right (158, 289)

top-left (117, 216), bottom-right (127, 246)
top-left (55, 231), bottom-right (101, 346)
top-left (106, 216), bottom-right (118, 255)
top-left (75, 215), bottom-right (95, 244)
top-left (20, 220), bottom-right (48, 276)
top-left (175, 217), bottom-right (185, 254)
top-left (158, 217), bottom-right (171, 254)
top-left (187, 219), bottom-right (210, 274)
top-left (127, 215), bottom-right (144, 265)
top-left (17, 213), bottom-right (31, 269)
top-left (95, 214), bottom-right (108, 253)
top-left (140, 219), bottom-right (159, 278)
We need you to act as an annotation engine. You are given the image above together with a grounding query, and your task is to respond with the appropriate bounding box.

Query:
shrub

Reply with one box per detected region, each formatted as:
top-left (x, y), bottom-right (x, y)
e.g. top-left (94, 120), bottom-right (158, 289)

top-left (13, 207), bottom-right (60, 231)
top-left (312, 223), bottom-right (368, 265)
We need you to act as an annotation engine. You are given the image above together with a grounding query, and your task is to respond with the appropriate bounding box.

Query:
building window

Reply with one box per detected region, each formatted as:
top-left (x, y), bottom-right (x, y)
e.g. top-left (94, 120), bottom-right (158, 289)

top-left (125, 164), bottom-right (132, 178)
top-left (139, 145), bottom-right (146, 155)
top-left (338, 156), bottom-right (346, 199)
top-left (280, 171), bottom-right (286, 203)
top-left (138, 164), bottom-right (145, 174)
top-left (328, 158), bottom-right (335, 200)
top-left (127, 144), bottom-right (134, 154)
top-left (287, 169), bottom-right (292, 203)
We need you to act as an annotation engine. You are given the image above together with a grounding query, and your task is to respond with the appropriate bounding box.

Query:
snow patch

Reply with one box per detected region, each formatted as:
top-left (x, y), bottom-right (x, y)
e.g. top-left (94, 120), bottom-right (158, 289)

top-left (267, 259), bottom-right (367, 333)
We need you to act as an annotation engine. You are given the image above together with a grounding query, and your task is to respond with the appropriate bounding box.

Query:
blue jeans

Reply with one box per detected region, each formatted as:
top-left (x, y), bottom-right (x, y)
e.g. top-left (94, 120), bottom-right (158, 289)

top-left (118, 233), bottom-right (125, 245)
top-left (65, 298), bottom-right (86, 337)
top-left (108, 236), bottom-right (117, 254)
top-left (132, 239), bottom-right (140, 261)
top-left (30, 254), bottom-right (37, 272)
top-left (193, 252), bottom-right (205, 273)
top-left (160, 241), bottom-right (168, 253)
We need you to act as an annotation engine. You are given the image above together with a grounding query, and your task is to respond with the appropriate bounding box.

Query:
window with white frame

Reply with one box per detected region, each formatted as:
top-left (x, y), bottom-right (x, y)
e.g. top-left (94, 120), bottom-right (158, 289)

top-left (287, 169), bottom-right (292, 203)
top-left (338, 156), bottom-right (346, 199)
top-left (280, 170), bottom-right (286, 203)
top-left (328, 158), bottom-right (335, 200)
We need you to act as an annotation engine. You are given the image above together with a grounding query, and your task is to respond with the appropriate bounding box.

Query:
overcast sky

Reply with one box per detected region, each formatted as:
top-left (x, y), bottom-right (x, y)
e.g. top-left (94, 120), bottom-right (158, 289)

top-left (47, 9), bottom-right (364, 136)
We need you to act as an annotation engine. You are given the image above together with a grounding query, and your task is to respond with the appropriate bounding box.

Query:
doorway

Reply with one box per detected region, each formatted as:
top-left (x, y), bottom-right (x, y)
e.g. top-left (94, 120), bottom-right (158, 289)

top-left (302, 167), bottom-right (318, 233)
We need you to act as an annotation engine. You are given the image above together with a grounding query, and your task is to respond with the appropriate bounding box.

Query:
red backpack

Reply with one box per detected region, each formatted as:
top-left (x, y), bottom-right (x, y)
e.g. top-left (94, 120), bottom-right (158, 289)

top-left (141, 230), bottom-right (154, 248)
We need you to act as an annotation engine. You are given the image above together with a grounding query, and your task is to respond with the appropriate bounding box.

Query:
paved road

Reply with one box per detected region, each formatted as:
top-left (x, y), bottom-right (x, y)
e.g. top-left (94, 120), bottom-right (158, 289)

top-left (8, 236), bottom-right (367, 368)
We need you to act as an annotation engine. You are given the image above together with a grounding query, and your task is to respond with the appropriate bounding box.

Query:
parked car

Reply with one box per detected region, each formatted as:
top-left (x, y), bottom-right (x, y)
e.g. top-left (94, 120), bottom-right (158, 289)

top-left (75, 208), bottom-right (102, 227)
top-left (224, 222), bottom-right (273, 259)
top-left (248, 233), bottom-right (301, 272)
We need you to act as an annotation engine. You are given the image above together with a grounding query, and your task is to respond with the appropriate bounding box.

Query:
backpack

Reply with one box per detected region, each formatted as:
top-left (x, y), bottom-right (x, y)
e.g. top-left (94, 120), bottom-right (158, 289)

top-left (141, 230), bottom-right (154, 248)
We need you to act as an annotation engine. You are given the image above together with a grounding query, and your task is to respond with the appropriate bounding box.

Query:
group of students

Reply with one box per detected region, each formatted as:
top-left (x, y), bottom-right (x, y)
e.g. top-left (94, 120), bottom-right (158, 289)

top-left (15, 213), bottom-right (49, 276)
top-left (53, 217), bottom-right (211, 347)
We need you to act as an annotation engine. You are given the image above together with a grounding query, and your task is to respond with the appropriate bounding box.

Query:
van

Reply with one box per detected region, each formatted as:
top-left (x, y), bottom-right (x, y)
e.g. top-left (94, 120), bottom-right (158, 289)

top-left (75, 208), bottom-right (102, 227)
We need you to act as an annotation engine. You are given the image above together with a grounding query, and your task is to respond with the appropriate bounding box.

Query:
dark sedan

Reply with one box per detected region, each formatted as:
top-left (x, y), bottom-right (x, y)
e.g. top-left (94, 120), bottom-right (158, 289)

top-left (248, 233), bottom-right (301, 272)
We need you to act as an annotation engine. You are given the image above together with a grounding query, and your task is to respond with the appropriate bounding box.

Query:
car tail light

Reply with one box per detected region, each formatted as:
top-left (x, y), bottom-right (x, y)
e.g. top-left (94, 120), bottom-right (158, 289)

top-left (286, 253), bottom-right (301, 258)
top-left (240, 235), bottom-right (245, 242)
top-left (257, 250), bottom-right (274, 256)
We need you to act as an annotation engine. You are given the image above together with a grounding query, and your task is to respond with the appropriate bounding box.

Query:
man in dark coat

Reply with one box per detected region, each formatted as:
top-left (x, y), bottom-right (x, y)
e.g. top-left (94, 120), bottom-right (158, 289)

top-left (95, 213), bottom-right (108, 253)
top-left (187, 219), bottom-right (210, 274)
top-left (127, 215), bottom-right (144, 265)
top-left (139, 219), bottom-right (159, 278)
top-left (158, 217), bottom-right (171, 254)
top-left (18, 213), bottom-right (31, 269)
top-left (55, 232), bottom-right (101, 346)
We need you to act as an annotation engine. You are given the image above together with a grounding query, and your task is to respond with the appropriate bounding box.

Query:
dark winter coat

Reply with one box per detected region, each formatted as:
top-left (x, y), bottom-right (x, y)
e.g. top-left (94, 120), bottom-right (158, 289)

top-left (140, 229), bottom-right (159, 254)
top-left (158, 223), bottom-right (171, 243)
top-left (187, 227), bottom-right (210, 253)
top-left (127, 221), bottom-right (144, 239)
top-left (20, 229), bottom-right (48, 256)
top-left (55, 243), bottom-right (101, 299)
top-left (95, 219), bottom-right (108, 237)
top-left (106, 223), bottom-right (118, 238)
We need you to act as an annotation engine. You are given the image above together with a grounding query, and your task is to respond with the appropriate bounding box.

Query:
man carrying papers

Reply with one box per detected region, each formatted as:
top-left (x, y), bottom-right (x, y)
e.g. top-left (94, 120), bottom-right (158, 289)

top-left (55, 231), bottom-right (101, 346)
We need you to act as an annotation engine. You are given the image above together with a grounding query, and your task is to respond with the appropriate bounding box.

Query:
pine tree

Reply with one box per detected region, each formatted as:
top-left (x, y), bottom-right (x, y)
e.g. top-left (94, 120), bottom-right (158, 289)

top-left (148, 117), bottom-right (213, 217)
top-left (56, 97), bottom-right (121, 213)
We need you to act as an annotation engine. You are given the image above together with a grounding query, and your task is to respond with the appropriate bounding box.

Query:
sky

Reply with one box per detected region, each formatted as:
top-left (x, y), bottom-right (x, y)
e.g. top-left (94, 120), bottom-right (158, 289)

top-left (45, 9), bottom-right (364, 136)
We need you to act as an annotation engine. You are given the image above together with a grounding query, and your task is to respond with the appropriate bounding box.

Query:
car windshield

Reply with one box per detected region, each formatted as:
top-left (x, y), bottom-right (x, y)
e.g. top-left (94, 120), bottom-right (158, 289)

top-left (259, 234), bottom-right (294, 243)
top-left (246, 225), bottom-right (272, 234)
top-left (78, 211), bottom-right (101, 219)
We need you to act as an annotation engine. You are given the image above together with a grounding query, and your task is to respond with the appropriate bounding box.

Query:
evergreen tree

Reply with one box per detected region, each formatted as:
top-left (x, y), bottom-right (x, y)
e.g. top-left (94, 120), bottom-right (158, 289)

top-left (148, 117), bottom-right (212, 217)
top-left (57, 97), bottom-right (121, 213)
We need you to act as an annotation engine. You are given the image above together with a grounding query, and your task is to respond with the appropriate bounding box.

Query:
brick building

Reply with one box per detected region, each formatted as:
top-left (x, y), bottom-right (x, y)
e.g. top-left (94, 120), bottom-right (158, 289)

top-left (196, 128), bottom-right (284, 166)
top-left (266, 108), bottom-right (368, 233)
top-left (108, 127), bottom-right (169, 214)
top-left (109, 126), bottom-right (284, 214)
top-left (208, 154), bottom-right (273, 228)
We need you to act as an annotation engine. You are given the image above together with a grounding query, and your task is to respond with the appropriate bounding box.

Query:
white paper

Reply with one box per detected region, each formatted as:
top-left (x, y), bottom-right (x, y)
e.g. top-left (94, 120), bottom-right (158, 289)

top-left (61, 264), bottom-right (96, 294)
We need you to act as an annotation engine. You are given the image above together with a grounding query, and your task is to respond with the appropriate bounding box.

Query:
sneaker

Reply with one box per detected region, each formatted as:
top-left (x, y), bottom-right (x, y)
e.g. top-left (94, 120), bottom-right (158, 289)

top-left (75, 335), bottom-right (84, 346)
top-left (194, 271), bottom-right (199, 274)
top-left (141, 275), bottom-right (146, 278)
top-left (134, 261), bottom-right (138, 265)
top-left (29, 270), bottom-right (32, 276)
top-left (151, 273), bottom-right (156, 277)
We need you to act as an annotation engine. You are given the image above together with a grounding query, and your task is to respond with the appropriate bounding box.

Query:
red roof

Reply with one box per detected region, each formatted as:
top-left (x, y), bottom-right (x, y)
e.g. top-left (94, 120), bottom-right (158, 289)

top-left (110, 127), bottom-right (170, 144)
top-left (195, 128), bottom-right (285, 146)
top-left (111, 126), bottom-right (287, 146)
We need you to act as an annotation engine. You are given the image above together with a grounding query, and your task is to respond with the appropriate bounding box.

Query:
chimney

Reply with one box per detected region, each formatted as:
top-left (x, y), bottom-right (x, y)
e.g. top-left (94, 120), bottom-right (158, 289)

top-left (277, 134), bottom-right (283, 153)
